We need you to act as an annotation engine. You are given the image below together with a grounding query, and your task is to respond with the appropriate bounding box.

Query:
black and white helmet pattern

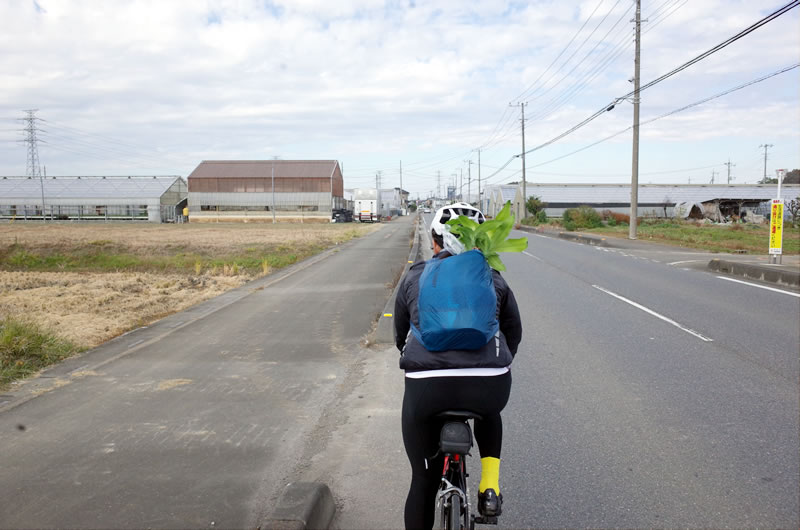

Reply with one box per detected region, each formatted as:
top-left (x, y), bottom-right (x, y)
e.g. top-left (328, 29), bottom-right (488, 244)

top-left (430, 202), bottom-right (486, 238)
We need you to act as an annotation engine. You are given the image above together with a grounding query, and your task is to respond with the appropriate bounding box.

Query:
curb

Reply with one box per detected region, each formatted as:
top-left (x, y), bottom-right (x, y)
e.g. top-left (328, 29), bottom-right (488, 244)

top-left (707, 259), bottom-right (800, 288)
top-left (556, 231), bottom-right (609, 247)
top-left (263, 482), bottom-right (336, 530)
top-left (372, 215), bottom-right (421, 344)
top-left (516, 224), bottom-right (610, 247)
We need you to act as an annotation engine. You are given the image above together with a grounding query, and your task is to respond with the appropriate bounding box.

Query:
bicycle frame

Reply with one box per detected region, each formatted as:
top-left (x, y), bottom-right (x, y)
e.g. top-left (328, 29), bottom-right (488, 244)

top-left (437, 452), bottom-right (472, 529)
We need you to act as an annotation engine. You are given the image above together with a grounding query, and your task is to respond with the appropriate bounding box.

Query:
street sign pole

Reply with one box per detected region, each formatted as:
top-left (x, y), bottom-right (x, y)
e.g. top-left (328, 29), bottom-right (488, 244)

top-left (769, 169), bottom-right (786, 264)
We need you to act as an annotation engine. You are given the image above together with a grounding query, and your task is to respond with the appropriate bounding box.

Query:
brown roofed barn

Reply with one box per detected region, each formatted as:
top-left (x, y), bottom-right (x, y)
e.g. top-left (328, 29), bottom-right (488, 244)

top-left (187, 160), bottom-right (344, 222)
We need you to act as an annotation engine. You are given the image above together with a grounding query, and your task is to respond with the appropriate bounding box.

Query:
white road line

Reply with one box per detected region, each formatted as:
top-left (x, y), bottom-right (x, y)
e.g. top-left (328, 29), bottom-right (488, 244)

top-left (522, 251), bottom-right (542, 262)
top-left (716, 276), bottom-right (800, 298)
top-left (592, 285), bottom-right (714, 342)
top-left (668, 260), bottom-right (705, 266)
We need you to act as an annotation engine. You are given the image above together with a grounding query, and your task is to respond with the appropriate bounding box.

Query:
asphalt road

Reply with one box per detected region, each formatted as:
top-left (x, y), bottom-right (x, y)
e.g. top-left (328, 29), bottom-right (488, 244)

top-left (330, 214), bottom-right (799, 528)
top-left (1, 213), bottom-right (797, 529)
top-left (0, 217), bottom-right (415, 529)
top-left (500, 230), bottom-right (799, 528)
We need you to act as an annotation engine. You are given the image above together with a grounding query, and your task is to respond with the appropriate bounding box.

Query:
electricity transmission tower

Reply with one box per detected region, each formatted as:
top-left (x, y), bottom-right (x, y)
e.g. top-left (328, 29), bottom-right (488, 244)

top-left (759, 144), bottom-right (773, 183)
top-left (22, 109), bottom-right (42, 177)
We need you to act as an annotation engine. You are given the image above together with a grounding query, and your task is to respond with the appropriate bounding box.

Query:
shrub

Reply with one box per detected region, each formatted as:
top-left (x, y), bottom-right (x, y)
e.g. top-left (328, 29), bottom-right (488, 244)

top-left (536, 210), bottom-right (547, 224)
top-left (520, 210), bottom-right (548, 226)
top-left (563, 205), bottom-right (602, 230)
top-left (526, 196), bottom-right (547, 216)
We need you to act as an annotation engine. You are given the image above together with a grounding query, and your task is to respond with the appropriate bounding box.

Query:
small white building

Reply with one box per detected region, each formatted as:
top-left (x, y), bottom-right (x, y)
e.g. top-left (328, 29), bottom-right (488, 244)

top-left (0, 175), bottom-right (187, 222)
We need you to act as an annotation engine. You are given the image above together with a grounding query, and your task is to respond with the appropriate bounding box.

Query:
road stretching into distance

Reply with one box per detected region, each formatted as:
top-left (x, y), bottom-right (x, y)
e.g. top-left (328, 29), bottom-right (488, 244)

top-left (330, 214), bottom-right (799, 528)
top-left (1, 213), bottom-right (798, 529)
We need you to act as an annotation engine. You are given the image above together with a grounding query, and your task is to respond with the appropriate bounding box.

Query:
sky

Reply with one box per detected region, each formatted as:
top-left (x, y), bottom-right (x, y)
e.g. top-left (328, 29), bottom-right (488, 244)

top-left (1, 0), bottom-right (798, 199)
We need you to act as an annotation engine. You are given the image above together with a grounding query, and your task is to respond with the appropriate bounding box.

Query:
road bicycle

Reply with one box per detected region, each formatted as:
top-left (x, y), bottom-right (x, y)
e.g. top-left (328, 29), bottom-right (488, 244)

top-left (436, 410), bottom-right (498, 530)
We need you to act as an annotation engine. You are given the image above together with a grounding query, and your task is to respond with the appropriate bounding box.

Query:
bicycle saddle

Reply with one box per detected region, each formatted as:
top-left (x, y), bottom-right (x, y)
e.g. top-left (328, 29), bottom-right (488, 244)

top-left (436, 410), bottom-right (483, 421)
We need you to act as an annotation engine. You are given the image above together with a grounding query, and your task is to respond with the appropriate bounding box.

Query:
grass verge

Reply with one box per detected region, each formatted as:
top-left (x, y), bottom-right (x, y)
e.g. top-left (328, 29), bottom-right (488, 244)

top-left (577, 220), bottom-right (799, 254)
top-left (1, 317), bottom-right (82, 391)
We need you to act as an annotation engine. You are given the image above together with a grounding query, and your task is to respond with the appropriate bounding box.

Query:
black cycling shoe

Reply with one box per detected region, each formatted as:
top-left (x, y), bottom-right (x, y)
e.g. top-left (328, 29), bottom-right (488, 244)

top-left (478, 488), bottom-right (503, 517)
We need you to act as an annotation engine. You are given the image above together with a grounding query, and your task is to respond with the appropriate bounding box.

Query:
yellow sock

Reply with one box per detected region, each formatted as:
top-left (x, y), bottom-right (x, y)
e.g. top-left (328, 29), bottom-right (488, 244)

top-left (479, 457), bottom-right (500, 494)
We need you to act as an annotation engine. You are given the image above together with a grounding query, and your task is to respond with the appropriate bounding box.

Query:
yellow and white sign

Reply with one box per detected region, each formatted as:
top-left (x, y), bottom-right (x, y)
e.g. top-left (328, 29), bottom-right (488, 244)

top-left (769, 199), bottom-right (784, 255)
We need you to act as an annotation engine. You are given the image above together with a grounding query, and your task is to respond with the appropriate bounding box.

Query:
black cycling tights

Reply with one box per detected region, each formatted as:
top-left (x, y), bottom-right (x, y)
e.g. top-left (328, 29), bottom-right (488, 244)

top-left (401, 372), bottom-right (512, 530)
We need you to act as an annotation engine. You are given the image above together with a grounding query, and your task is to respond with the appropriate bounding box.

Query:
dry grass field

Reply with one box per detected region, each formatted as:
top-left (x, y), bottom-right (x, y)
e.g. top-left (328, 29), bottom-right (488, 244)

top-left (0, 222), bottom-right (380, 352)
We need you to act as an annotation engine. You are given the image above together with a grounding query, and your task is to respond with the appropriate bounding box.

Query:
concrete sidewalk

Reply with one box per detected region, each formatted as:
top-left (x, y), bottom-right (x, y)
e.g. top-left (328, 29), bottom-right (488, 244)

top-left (518, 225), bottom-right (800, 288)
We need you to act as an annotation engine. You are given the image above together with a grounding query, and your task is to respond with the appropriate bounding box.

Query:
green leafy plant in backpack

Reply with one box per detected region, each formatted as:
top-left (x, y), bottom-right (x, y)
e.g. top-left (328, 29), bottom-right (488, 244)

top-left (445, 202), bottom-right (528, 271)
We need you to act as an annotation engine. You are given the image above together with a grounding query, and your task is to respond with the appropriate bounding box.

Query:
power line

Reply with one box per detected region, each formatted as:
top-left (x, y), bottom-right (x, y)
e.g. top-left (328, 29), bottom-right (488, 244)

top-left (636, 0), bottom-right (798, 94)
top-left (522, 63), bottom-right (799, 172)
top-left (479, 63), bottom-right (797, 185)
top-left (521, 1), bottom-right (799, 159)
top-left (527, 1), bottom-right (634, 121)
top-left (513, 0), bottom-right (608, 103)
top-left (527, 0), bottom-right (689, 124)
top-left (521, 0), bottom-right (627, 106)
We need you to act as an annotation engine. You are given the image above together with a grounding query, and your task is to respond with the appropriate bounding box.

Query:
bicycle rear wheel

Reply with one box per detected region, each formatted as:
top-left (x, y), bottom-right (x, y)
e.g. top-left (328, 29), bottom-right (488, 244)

top-left (447, 494), bottom-right (461, 530)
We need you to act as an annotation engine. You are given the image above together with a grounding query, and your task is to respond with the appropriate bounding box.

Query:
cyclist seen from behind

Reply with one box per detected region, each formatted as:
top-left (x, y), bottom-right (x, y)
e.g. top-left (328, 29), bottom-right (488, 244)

top-left (394, 203), bottom-right (522, 529)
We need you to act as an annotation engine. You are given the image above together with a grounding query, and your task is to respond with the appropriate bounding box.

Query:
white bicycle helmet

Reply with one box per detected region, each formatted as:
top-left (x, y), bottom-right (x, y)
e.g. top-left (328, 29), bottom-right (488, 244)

top-left (430, 202), bottom-right (486, 254)
top-left (431, 202), bottom-right (486, 237)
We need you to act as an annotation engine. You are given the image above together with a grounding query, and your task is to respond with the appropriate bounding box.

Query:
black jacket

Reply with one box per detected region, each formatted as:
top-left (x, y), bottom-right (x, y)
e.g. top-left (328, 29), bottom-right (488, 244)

top-left (394, 251), bottom-right (522, 372)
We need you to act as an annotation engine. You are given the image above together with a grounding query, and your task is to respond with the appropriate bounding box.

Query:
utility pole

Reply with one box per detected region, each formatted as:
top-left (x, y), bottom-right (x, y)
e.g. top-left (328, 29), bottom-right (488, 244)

top-left (466, 160), bottom-right (473, 205)
top-left (436, 170), bottom-right (442, 200)
top-left (271, 165), bottom-right (276, 223)
top-left (510, 102), bottom-right (527, 218)
top-left (400, 160), bottom-right (404, 212)
top-left (725, 159), bottom-right (736, 185)
top-left (759, 144), bottom-right (773, 183)
top-left (271, 156), bottom-right (280, 223)
top-left (376, 170), bottom-right (383, 218)
top-left (459, 168), bottom-right (463, 202)
top-left (477, 149), bottom-right (481, 210)
top-left (629, 0), bottom-right (642, 240)
top-left (710, 170), bottom-right (718, 185)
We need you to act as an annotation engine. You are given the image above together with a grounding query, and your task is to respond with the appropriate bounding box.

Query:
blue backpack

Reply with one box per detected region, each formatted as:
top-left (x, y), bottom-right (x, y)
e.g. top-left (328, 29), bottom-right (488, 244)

top-left (411, 249), bottom-right (499, 352)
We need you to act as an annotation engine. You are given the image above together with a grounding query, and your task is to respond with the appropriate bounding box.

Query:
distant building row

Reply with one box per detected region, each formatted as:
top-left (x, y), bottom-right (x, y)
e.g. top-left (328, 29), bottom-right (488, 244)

top-left (0, 160), bottom-right (349, 223)
top-left (2, 160), bottom-right (797, 223)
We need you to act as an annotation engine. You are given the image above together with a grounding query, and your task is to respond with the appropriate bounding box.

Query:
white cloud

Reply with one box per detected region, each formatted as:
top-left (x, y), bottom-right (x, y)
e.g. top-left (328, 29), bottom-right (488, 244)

top-left (0, 0), bottom-right (797, 192)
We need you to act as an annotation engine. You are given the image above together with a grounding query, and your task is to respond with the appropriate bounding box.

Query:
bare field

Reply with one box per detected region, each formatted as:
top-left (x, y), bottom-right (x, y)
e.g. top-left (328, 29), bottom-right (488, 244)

top-left (0, 270), bottom-right (245, 349)
top-left (0, 222), bottom-right (380, 349)
top-left (0, 222), bottom-right (375, 251)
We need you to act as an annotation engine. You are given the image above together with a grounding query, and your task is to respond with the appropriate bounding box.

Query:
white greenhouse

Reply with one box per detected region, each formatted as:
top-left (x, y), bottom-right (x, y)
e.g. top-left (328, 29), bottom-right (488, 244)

top-left (0, 176), bottom-right (188, 222)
